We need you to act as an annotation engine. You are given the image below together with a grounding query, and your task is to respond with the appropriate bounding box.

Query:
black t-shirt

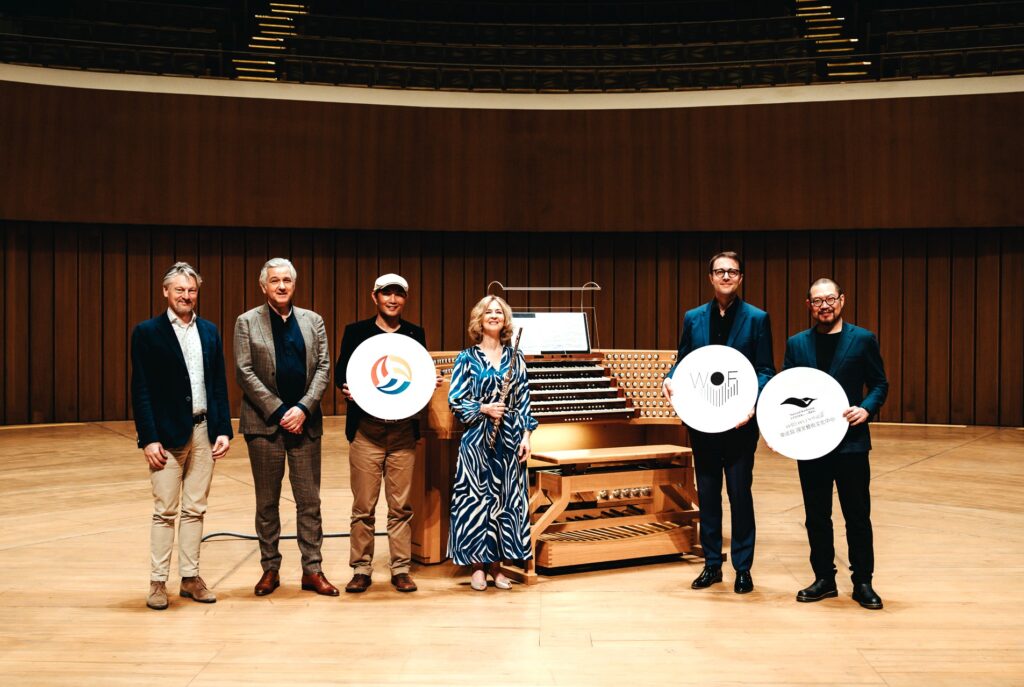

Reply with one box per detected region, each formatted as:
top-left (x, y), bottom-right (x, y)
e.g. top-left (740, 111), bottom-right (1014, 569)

top-left (710, 299), bottom-right (738, 345)
top-left (335, 317), bottom-right (427, 442)
top-left (815, 329), bottom-right (841, 372)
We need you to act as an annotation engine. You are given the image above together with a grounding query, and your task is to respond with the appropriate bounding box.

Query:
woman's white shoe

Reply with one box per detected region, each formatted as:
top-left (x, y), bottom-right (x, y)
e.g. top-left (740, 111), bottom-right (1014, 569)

top-left (470, 570), bottom-right (487, 591)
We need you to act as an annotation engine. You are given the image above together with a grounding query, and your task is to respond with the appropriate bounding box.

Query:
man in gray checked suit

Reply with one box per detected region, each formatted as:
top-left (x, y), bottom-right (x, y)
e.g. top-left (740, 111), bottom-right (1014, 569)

top-left (234, 258), bottom-right (338, 597)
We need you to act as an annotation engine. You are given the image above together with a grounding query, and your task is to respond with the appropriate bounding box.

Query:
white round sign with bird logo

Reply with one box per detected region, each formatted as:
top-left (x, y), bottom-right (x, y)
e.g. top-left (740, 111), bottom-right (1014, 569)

top-left (756, 366), bottom-right (850, 460)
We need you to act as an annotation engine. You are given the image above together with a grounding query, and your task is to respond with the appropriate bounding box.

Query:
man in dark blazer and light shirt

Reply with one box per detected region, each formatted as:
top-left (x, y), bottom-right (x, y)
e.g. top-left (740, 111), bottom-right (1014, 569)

top-left (131, 262), bottom-right (233, 611)
top-left (663, 251), bottom-right (775, 594)
top-left (234, 258), bottom-right (338, 597)
top-left (782, 277), bottom-right (888, 610)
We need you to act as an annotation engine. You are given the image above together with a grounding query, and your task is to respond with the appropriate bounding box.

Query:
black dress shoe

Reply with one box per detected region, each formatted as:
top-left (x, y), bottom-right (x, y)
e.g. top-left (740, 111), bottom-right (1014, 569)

top-left (734, 571), bottom-right (753, 594)
top-left (797, 578), bottom-right (838, 603)
top-left (852, 582), bottom-right (883, 610)
top-left (691, 565), bottom-right (723, 589)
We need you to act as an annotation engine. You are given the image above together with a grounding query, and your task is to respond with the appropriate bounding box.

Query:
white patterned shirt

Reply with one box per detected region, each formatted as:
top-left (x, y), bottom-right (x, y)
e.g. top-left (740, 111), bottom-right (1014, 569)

top-left (167, 308), bottom-right (207, 415)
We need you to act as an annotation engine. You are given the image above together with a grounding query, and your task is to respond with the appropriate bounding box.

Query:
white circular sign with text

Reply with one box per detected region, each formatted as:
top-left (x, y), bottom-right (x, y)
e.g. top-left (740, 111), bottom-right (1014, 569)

top-left (670, 345), bottom-right (759, 434)
top-left (756, 367), bottom-right (850, 460)
top-left (345, 333), bottom-right (437, 421)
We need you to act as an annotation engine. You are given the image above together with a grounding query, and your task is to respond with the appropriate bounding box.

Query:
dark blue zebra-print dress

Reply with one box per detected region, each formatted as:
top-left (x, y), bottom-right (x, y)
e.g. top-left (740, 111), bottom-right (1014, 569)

top-left (447, 345), bottom-right (538, 565)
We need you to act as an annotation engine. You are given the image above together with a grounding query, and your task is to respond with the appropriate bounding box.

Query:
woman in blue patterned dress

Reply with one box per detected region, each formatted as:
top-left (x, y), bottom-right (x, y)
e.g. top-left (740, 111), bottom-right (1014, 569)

top-left (448, 295), bottom-right (537, 591)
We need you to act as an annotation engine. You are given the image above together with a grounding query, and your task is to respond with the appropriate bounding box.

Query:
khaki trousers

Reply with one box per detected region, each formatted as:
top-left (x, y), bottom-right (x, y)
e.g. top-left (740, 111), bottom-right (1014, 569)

top-left (348, 420), bottom-right (416, 575)
top-left (149, 421), bottom-right (215, 581)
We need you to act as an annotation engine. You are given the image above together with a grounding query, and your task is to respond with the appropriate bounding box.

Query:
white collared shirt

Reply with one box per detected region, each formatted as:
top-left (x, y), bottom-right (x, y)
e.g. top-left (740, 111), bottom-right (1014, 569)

top-left (167, 308), bottom-right (207, 415)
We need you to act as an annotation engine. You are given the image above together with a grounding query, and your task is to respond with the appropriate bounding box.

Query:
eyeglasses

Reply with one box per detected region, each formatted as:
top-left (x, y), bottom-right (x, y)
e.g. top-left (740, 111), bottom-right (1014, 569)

top-left (809, 295), bottom-right (840, 308)
top-left (712, 268), bottom-right (741, 279)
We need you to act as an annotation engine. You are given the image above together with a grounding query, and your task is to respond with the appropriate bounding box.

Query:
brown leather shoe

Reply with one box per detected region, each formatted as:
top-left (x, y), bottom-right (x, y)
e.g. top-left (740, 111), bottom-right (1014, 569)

top-left (345, 573), bottom-right (372, 593)
top-left (254, 569), bottom-right (280, 596)
top-left (391, 573), bottom-right (418, 593)
top-left (301, 572), bottom-right (340, 596)
top-left (180, 576), bottom-right (216, 603)
top-left (147, 581), bottom-right (168, 610)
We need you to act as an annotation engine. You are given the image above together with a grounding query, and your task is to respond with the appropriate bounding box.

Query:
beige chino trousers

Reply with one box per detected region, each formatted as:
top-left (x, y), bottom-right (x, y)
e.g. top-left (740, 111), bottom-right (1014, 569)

top-left (149, 421), bottom-right (215, 581)
top-left (348, 419), bottom-right (416, 576)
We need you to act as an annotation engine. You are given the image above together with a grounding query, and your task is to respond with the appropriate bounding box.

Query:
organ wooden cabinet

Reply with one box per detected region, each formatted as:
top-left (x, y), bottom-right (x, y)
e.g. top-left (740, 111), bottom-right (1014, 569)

top-left (410, 349), bottom-right (703, 580)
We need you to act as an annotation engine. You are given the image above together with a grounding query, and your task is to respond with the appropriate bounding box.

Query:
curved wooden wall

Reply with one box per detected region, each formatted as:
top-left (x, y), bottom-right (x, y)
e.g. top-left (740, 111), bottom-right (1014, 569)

top-left (1, 80), bottom-right (1022, 231)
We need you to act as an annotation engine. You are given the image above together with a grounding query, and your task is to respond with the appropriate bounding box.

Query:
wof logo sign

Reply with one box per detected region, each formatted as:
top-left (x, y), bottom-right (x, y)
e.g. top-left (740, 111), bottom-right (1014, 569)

top-left (689, 369), bottom-right (739, 407)
top-left (370, 355), bottom-right (412, 395)
top-left (670, 345), bottom-right (758, 434)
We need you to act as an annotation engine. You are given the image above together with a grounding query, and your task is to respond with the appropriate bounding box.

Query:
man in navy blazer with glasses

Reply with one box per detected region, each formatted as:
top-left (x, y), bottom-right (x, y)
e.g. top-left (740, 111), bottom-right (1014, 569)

top-left (664, 251), bottom-right (775, 594)
top-left (131, 262), bottom-right (233, 611)
top-left (782, 277), bottom-right (888, 610)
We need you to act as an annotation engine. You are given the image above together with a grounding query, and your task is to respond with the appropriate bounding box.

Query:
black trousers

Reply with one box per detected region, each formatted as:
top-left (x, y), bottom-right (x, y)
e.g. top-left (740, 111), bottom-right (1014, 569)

top-left (797, 450), bottom-right (874, 584)
top-left (694, 450), bottom-right (756, 572)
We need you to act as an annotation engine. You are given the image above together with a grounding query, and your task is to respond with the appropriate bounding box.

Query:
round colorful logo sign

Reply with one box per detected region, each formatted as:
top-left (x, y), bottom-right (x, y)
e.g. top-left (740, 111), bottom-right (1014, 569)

top-left (756, 367), bottom-right (850, 460)
top-left (670, 345), bottom-right (759, 434)
top-left (346, 333), bottom-right (437, 421)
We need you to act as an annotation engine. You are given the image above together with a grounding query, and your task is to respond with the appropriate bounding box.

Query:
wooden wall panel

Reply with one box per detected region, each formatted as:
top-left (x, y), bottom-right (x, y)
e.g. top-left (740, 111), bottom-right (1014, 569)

top-left (0, 224), bottom-right (5, 423)
top-left (950, 231), bottom-right (976, 423)
top-left (2, 223), bottom-right (1022, 429)
top-left (635, 234), bottom-right (657, 351)
top-left (655, 232), bottom-right (680, 350)
top-left (901, 232), bottom-right (927, 423)
top-left (974, 230), bottom-right (1001, 426)
top-left (220, 228), bottom-right (246, 414)
top-left (460, 231), bottom-right (482, 341)
top-left (926, 230), bottom-right (951, 425)
top-left (786, 232), bottom-right (811, 349)
top-left (999, 231), bottom-right (1024, 427)
top-left (311, 230), bottom-right (337, 416)
top-left (4, 226), bottom-right (30, 424)
top-left (102, 227), bottom-right (127, 421)
top-left (29, 226), bottom-right (54, 424)
top-left (441, 232), bottom-right (464, 351)
top-left (878, 233), bottom-right (904, 423)
top-left (77, 226), bottom-right (103, 421)
top-left (2, 82), bottom-right (1022, 233)
top-left (592, 235), bottom-right (615, 350)
top-left (124, 227), bottom-right (151, 422)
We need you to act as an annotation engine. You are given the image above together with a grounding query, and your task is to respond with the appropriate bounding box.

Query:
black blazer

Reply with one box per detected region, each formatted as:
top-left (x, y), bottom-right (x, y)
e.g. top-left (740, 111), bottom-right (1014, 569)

top-left (674, 298), bottom-right (776, 455)
top-left (782, 322), bottom-right (888, 454)
top-left (131, 313), bottom-right (233, 449)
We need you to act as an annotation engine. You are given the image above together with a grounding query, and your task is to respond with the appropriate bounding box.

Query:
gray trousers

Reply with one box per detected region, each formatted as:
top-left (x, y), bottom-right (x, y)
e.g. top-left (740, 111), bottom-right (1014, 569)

top-left (246, 431), bottom-right (324, 574)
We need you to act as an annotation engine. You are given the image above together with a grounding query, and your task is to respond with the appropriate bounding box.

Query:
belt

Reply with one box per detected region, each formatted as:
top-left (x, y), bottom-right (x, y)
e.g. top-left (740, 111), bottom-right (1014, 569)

top-left (365, 417), bottom-right (407, 426)
top-left (192, 413), bottom-right (207, 425)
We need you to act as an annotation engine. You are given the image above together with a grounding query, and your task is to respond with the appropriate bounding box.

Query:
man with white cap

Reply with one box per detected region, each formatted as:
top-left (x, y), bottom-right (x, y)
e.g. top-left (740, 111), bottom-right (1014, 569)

top-left (335, 273), bottom-right (437, 593)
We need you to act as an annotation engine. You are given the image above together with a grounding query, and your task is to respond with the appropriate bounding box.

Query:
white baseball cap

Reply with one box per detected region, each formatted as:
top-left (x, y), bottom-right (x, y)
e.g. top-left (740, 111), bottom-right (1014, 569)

top-left (373, 273), bottom-right (409, 293)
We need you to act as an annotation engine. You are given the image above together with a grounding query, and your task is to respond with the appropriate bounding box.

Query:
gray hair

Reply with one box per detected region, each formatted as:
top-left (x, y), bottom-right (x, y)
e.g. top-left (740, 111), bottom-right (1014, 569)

top-left (259, 257), bottom-right (297, 287)
top-left (162, 262), bottom-right (202, 288)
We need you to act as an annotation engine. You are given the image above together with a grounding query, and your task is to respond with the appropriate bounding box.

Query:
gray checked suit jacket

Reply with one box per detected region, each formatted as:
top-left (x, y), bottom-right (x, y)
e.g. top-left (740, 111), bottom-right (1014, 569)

top-left (234, 304), bottom-right (331, 438)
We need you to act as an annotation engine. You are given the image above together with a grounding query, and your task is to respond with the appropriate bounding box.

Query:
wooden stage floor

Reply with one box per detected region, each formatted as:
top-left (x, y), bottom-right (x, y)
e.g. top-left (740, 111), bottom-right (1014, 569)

top-left (1, 418), bottom-right (1022, 686)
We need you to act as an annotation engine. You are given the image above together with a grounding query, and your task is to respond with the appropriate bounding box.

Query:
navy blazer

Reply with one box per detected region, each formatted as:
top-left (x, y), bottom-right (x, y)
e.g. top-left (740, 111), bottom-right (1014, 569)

top-left (131, 313), bottom-right (234, 449)
top-left (782, 322), bottom-right (888, 454)
top-left (674, 298), bottom-right (775, 455)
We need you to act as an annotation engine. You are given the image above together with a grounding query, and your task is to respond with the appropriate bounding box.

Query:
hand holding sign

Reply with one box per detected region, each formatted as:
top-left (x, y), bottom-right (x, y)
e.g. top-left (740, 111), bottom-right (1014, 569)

top-left (669, 345), bottom-right (759, 434)
top-left (345, 334), bottom-right (438, 421)
top-left (756, 367), bottom-right (850, 460)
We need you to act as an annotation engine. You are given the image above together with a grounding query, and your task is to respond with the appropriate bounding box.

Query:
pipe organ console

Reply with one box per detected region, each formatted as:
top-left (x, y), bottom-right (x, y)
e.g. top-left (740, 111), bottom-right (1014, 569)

top-left (410, 349), bottom-right (702, 580)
